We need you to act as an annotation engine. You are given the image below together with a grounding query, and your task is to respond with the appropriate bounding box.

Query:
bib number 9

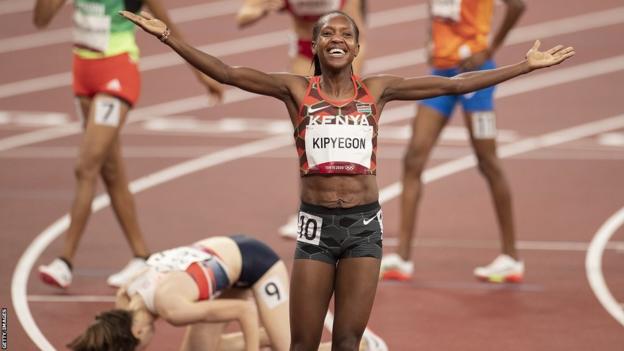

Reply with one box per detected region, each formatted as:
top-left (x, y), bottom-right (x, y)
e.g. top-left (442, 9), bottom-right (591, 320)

top-left (257, 276), bottom-right (287, 309)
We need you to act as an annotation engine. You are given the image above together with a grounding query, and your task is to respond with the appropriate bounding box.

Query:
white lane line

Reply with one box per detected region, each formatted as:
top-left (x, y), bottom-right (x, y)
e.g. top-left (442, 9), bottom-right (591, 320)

top-left (4, 4), bottom-right (622, 100)
top-left (28, 295), bottom-right (115, 303)
top-left (11, 134), bottom-right (292, 351)
top-left (586, 207), bottom-right (624, 327)
top-left (0, 3), bottom-right (427, 99)
top-left (1, 9), bottom-right (622, 154)
top-left (0, 2), bottom-right (426, 55)
top-left (383, 238), bottom-right (624, 252)
top-left (0, 0), bottom-right (35, 16)
top-left (11, 19), bottom-right (624, 351)
top-left (378, 114), bottom-right (624, 203)
top-left (364, 6), bottom-right (624, 74)
top-left (25, 238), bottom-right (623, 304)
top-left (14, 115), bottom-right (624, 350)
top-left (0, 0), bottom-right (242, 54)
top-left (1, 50), bottom-right (623, 154)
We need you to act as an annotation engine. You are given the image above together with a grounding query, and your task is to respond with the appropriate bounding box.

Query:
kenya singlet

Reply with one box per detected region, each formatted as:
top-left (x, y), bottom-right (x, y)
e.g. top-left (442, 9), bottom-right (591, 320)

top-left (294, 75), bottom-right (378, 176)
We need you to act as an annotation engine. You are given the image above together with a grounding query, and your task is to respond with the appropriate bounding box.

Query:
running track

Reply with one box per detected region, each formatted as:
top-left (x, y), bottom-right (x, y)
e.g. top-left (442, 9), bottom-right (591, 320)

top-left (2, 0), bottom-right (624, 350)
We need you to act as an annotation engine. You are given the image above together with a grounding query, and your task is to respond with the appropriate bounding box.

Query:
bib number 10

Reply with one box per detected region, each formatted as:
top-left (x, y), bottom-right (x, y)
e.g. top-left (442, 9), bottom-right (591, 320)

top-left (297, 211), bottom-right (323, 246)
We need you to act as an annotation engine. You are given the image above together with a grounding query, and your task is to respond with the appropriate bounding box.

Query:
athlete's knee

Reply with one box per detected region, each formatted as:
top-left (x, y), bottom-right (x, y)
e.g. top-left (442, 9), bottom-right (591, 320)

top-left (100, 160), bottom-right (120, 186)
top-left (74, 157), bottom-right (104, 181)
top-left (290, 329), bottom-right (322, 351)
top-left (290, 338), bottom-right (319, 351)
top-left (332, 333), bottom-right (361, 351)
top-left (402, 147), bottom-right (426, 176)
top-left (476, 154), bottom-right (503, 178)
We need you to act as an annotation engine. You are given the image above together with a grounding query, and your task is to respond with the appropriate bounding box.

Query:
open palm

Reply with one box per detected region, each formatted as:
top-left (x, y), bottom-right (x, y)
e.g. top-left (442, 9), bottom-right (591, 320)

top-left (120, 11), bottom-right (167, 38)
top-left (526, 40), bottom-right (575, 70)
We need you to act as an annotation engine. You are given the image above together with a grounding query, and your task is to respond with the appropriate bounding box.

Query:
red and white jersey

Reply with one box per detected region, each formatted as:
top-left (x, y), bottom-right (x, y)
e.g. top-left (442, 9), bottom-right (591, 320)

top-left (283, 0), bottom-right (346, 22)
top-left (294, 75), bottom-right (378, 176)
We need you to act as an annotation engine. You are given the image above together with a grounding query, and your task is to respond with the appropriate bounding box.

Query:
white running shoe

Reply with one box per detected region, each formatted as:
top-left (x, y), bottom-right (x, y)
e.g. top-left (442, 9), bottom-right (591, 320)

top-left (107, 258), bottom-right (148, 287)
top-left (38, 258), bottom-right (72, 288)
top-left (362, 329), bottom-right (389, 351)
top-left (474, 254), bottom-right (524, 283)
top-left (379, 253), bottom-right (414, 281)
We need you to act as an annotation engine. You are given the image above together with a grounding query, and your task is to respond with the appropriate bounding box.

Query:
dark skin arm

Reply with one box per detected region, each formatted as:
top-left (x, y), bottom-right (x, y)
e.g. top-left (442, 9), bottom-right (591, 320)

top-left (459, 0), bottom-right (526, 71)
top-left (120, 11), bottom-right (307, 117)
top-left (32, 0), bottom-right (66, 28)
top-left (121, 11), bottom-right (574, 118)
top-left (367, 40), bottom-right (574, 108)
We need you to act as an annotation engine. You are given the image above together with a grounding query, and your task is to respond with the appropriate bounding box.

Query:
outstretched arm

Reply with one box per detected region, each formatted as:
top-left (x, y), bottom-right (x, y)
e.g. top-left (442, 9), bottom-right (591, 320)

top-left (120, 11), bottom-right (303, 103)
top-left (33, 0), bottom-right (67, 28)
top-left (236, 0), bottom-right (284, 28)
top-left (374, 40), bottom-right (574, 103)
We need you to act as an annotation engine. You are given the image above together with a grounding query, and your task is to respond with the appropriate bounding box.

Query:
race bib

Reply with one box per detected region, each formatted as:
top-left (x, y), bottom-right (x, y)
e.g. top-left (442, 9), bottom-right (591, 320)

top-left (431, 0), bottom-right (462, 22)
top-left (305, 124), bottom-right (373, 170)
top-left (297, 211), bottom-right (323, 246)
top-left (471, 111), bottom-right (497, 139)
top-left (73, 3), bottom-right (111, 52)
top-left (93, 97), bottom-right (121, 127)
top-left (147, 246), bottom-right (213, 272)
top-left (289, 0), bottom-right (341, 16)
top-left (256, 276), bottom-right (288, 309)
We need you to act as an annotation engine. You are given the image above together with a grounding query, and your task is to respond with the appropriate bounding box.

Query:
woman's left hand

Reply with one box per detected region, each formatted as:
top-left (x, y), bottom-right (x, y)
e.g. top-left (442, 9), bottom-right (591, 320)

top-left (526, 40), bottom-right (575, 70)
top-left (120, 10), bottom-right (167, 38)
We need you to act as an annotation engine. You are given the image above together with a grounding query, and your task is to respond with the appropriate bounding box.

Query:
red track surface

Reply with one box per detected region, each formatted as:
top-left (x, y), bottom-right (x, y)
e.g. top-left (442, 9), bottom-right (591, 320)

top-left (2, 0), bottom-right (624, 350)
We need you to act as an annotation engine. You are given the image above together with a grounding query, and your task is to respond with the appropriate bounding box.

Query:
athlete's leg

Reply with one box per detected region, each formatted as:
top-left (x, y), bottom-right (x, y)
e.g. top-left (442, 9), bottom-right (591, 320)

top-left (332, 257), bottom-right (380, 351)
top-left (397, 105), bottom-right (448, 260)
top-left (218, 329), bottom-right (271, 351)
top-left (290, 259), bottom-right (336, 351)
top-left (100, 136), bottom-right (149, 258)
top-left (179, 322), bottom-right (227, 351)
top-left (61, 94), bottom-right (130, 262)
top-left (251, 260), bottom-right (290, 351)
top-left (462, 110), bottom-right (518, 259)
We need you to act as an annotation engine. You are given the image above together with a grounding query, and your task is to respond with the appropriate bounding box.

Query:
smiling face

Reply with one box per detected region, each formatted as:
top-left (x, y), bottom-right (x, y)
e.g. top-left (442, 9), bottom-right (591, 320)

top-left (312, 12), bottom-right (360, 72)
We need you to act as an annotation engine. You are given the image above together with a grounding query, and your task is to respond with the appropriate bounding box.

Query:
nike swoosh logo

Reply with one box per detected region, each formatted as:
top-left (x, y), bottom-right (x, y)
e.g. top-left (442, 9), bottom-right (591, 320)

top-left (363, 215), bottom-right (377, 225)
top-left (307, 104), bottom-right (331, 113)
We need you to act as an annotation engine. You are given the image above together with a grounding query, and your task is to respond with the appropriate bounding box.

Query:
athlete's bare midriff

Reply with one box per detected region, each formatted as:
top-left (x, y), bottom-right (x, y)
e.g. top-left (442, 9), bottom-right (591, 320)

top-left (300, 174), bottom-right (378, 208)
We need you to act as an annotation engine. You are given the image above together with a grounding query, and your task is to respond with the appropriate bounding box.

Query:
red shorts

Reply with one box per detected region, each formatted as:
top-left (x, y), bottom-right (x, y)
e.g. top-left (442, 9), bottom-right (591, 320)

top-left (73, 52), bottom-right (140, 106)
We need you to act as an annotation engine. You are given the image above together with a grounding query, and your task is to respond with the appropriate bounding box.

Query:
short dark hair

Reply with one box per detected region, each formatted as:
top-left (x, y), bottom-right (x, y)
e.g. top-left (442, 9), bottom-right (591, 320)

top-left (67, 309), bottom-right (140, 351)
top-left (311, 11), bottom-right (360, 76)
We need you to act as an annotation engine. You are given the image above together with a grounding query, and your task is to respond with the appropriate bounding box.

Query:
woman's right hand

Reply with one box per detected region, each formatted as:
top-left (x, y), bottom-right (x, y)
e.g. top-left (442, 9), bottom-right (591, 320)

top-left (120, 11), bottom-right (168, 38)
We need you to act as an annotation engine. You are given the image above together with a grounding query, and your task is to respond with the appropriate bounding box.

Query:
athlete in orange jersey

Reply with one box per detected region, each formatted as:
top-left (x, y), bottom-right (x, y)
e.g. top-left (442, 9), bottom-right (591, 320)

top-left (123, 9), bottom-right (572, 350)
top-left (381, 0), bottom-right (528, 283)
top-left (236, 0), bottom-right (366, 75)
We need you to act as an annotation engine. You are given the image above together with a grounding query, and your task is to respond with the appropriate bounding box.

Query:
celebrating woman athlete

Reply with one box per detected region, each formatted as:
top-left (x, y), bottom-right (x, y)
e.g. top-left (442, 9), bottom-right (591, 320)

top-left (121, 9), bottom-right (574, 350)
